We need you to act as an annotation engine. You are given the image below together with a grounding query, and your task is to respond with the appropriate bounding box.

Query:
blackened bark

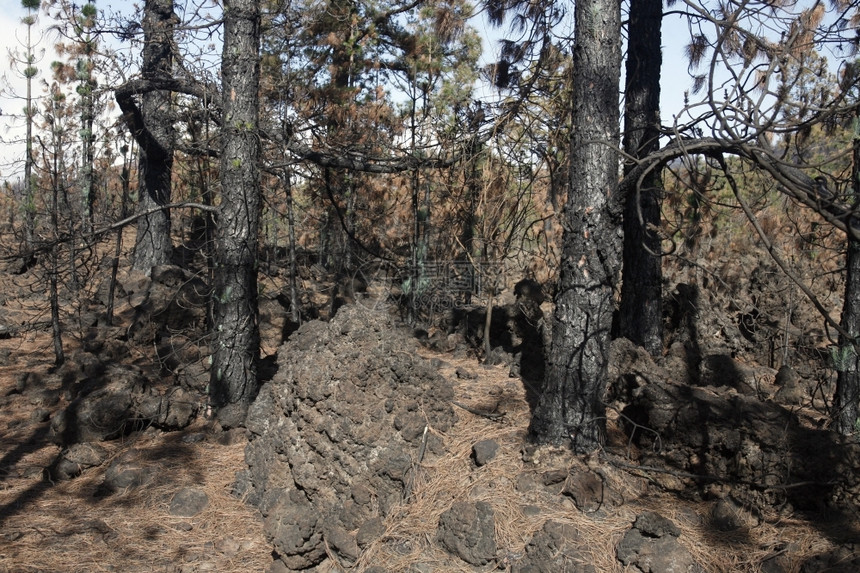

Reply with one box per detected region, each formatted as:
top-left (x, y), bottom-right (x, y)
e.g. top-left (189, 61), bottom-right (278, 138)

top-left (283, 170), bottom-right (300, 324)
top-left (132, 0), bottom-right (175, 271)
top-left (530, 0), bottom-right (622, 450)
top-left (835, 238), bottom-right (860, 435)
top-left (619, 0), bottom-right (663, 357)
top-left (835, 132), bottom-right (860, 436)
top-left (210, 0), bottom-right (261, 422)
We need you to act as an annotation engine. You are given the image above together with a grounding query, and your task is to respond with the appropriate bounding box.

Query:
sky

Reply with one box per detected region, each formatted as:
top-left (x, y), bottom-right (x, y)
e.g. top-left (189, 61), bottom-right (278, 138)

top-left (0, 1), bottom-right (61, 180)
top-left (0, 2), bottom-right (701, 182)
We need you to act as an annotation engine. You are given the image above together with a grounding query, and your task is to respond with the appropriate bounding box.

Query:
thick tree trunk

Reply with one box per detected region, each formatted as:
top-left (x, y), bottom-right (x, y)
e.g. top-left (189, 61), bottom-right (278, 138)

top-left (133, 0), bottom-right (175, 272)
top-left (836, 238), bottom-right (860, 436)
top-left (210, 0), bottom-right (261, 425)
top-left (530, 0), bottom-right (622, 451)
top-left (619, 0), bottom-right (663, 357)
top-left (835, 131), bottom-right (860, 436)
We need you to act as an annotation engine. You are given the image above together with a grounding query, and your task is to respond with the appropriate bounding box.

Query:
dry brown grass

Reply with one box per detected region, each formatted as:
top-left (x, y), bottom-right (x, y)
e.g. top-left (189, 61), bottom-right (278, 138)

top-left (0, 373), bottom-right (272, 573)
top-left (0, 320), bottom-right (849, 573)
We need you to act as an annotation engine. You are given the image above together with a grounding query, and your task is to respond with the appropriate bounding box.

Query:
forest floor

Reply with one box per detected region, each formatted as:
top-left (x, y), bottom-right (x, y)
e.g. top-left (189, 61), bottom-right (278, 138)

top-left (1, 242), bottom-right (859, 572)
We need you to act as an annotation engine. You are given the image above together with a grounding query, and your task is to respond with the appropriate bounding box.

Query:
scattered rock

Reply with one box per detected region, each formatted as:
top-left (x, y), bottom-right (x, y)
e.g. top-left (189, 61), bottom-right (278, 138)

top-left (50, 365), bottom-right (145, 443)
top-left (759, 544), bottom-right (795, 573)
top-left (456, 367), bottom-right (477, 380)
top-left (799, 543), bottom-right (860, 572)
top-left (472, 439), bottom-right (499, 466)
top-left (541, 468), bottom-right (567, 493)
top-left (29, 408), bottom-right (50, 424)
top-left (181, 432), bottom-right (206, 444)
top-left (169, 487), bottom-right (209, 517)
top-left (98, 449), bottom-right (154, 494)
top-left (616, 512), bottom-right (701, 573)
top-left (774, 364), bottom-right (805, 405)
top-left (214, 536), bottom-right (244, 557)
top-left (711, 497), bottom-right (760, 531)
top-left (126, 265), bottom-right (208, 346)
top-left (514, 520), bottom-right (595, 573)
top-left (515, 472), bottom-right (539, 493)
top-left (436, 501), bottom-right (496, 566)
top-left (562, 464), bottom-right (605, 512)
top-left (48, 442), bottom-right (109, 480)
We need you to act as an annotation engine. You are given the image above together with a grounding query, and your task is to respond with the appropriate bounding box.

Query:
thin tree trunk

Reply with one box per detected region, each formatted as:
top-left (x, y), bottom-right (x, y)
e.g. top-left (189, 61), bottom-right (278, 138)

top-left (210, 0), bottom-right (261, 425)
top-left (79, 7), bottom-right (97, 232)
top-left (462, 153), bottom-right (479, 306)
top-left (619, 0), bottom-right (663, 357)
top-left (284, 169), bottom-right (300, 324)
top-left (22, 0), bottom-right (37, 254)
top-left (49, 118), bottom-right (64, 366)
top-left (107, 144), bottom-right (133, 326)
top-left (530, 0), bottom-right (622, 451)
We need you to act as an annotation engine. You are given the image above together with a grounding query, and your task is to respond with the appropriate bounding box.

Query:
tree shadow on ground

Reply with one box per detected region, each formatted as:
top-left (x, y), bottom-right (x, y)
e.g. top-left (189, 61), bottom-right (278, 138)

top-left (613, 282), bottom-right (860, 567)
top-left (447, 294), bottom-right (547, 413)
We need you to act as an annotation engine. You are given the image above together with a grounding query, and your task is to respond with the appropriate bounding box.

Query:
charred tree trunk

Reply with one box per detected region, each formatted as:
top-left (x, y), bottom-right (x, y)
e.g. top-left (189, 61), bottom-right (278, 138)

top-left (530, 0), bottom-right (622, 451)
top-left (132, 0), bottom-right (175, 272)
top-left (107, 144), bottom-right (133, 326)
top-left (49, 113), bottom-right (64, 367)
top-left (835, 237), bottom-right (860, 436)
top-left (835, 128), bottom-right (860, 436)
top-left (619, 0), bottom-right (663, 357)
top-left (284, 168), bottom-right (300, 324)
top-left (210, 0), bottom-right (261, 425)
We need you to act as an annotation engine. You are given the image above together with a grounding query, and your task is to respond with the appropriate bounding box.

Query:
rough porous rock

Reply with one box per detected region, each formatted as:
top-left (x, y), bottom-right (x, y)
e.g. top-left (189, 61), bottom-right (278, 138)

top-left (798, 544), bottom-right (860, 572)
top-left (612, 338), bottom-right (860, 513)
top-left (472, 439), bottom-right (499, 466)
top-left (50, 365), bottom-right (144, 443)
top-left (238, 305), bottom-right (456, 570)
top-left (125, 265), bottom-right (208, 346)
top-left (513, 520), bottom-right (595, 573)
top-left (436, 501), bottom-right (496, 566)
top-left (47, 352), bottom-right (205, 445)
top-left (616, 512), bottom-right (701, 573)
top-left (48, 442), bottom-right (109, 480)
top-left (96, 449), bottom-right (155, 494)
top-left (561, 464), bottom-right (605, 512)
top-left (49, 360), bottom-right (200, 447)
top-left (710, 496), bottom-right (760, 531)
top-left (169, 487), bottom-right (209, 517)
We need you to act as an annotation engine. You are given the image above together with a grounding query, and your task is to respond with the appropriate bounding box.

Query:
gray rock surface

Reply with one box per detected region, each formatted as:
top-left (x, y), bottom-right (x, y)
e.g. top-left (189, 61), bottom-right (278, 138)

top-left (436, 501), bottom-right (496, 566)
top-left (239, 305), bottom-right (456, 570)
top-left (48, 442), bottom-right (109, 480)
top-left (169, 487), bottom-right (209, 517)
top-left (513, 520), bottom-right (595, 573)
top-left (616, 512), bottom-right (701, 573)
top-left (472, 439), bottom-right (499, 466)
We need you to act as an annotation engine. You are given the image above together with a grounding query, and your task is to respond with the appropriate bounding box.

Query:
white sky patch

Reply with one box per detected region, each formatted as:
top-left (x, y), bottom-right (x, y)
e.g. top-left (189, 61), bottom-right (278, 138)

top-left (0, 4), bottom-right (61, 181)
